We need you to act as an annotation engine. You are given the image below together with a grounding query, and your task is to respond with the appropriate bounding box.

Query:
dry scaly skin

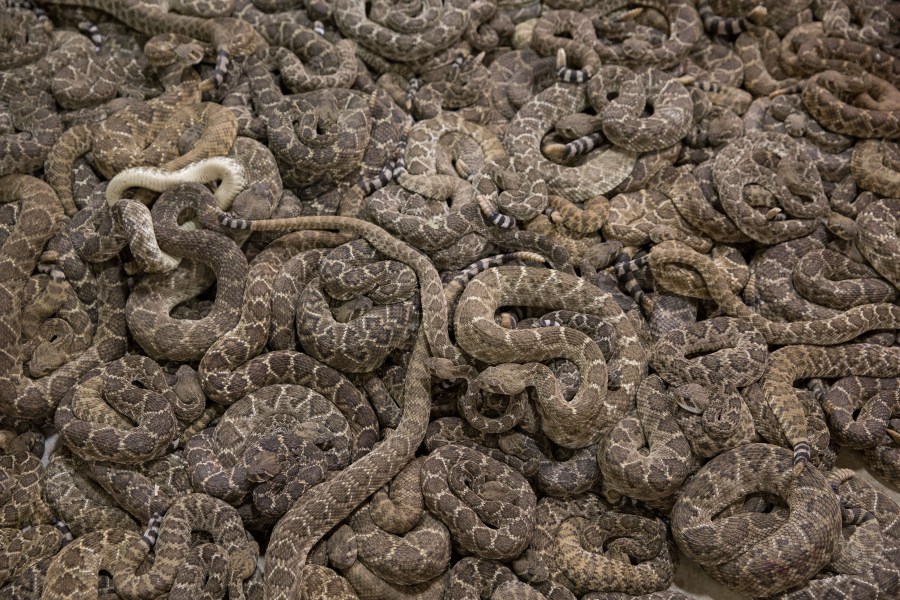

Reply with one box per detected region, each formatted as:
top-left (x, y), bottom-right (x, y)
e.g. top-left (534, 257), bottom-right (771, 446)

top-left (503, 82), bottom-right (638, 202)
top-left (36, 0), bottom-right (265, 85)
top-left (421, 443), bottom-right (536, 560)
top-left (850, 139), bottom-right (900, 197)
top-left (325, 457), bottom-right (451, 597)
top-left (112, 493), bottom-right (258, 599)
top-left (4, 2), bottom-right (900, 598)
top-left (855, 197), bottom-right (900, 290)
top-left (0, 176), bottom-right (127, 420)
top-left (453, 266), bottom-right (647, 449)
top-left (671, 443), bottom-right (841, 597)
top-left (598, 375), bottom-right (696, 505)
top-left (262, 330), bottom-right (432, 599)
top-left (333, 0), bottom-right (470, 63)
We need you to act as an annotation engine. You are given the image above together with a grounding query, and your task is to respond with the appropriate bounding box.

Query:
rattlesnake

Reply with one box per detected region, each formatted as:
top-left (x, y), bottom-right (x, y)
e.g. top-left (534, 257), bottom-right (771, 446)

top-left (851, 139), bottom-right (900, 197)
top-left (503, 82), bottom-right (638, 202)
top-left (214, 213), bottom-right (466, 366)
top-left (444, 556), bottom-right (575, 599)
top-left (333, 0), bottom-right (470, 63)
top-left (761, 344), bottom-right (900, 476)
top-left (0, 7), bottom-right (52, 71)
top-left (820, 376), bottom-right (900, 451)
top-left (421, 443), bottom-right (536, 560)
top-left (290, 239), bottom-right (421, 373)
top-left (325, 457), bottom-right (451, 596)
top-left (553, 511), bottom-right (674, 596)
top-left (236, 5), bottom-right (358, 93)
top-left (589, 0), bottom-right (702, 70)
top-left (0, 451), bottom-right (70, 588)
top-left (54, 357), bottom-right (177, 465)
top-left (43, 78), bottom-right (213, 215)
top-left (5, 2), bottom-right (900, 598)
top-left (711, 131), bottom-right (828, 245)
top-left (598, 374), bottom-right (696, 505)
top-left (452, 266), bottom-right (647, 449)
top-left (185, 382), bottom-right (374, 519)
top-left (42, 527), bottom-right (151, 599)
top-left (0, 92), bottom-right (63, 178)
top-left (778, 467), bottom-right (900, 599)
top-left (672, 443), bottom-right (841, 597)
top-left (112, 493), bottom-right (258, 599)
top-left (150, 209), bottom-right (434, 597)
top-left (746, 232), bottom-right (897, 323)
top-left (856, 197), bottom-right (900, 290)
top-left (0, 175), bottom-right (127, 420)
top-left (38, 0), bottom-right (265, 85)
top-left (648, 317), bottom-right (760, 458)
top-left (802, 69), bottom-right (900, 139)
top-left (263, 329), bottom-right (432, 599)
top-left (630, 240), bottom-right (900, 347)
top-left (123, 183), bottom-right (248, 361)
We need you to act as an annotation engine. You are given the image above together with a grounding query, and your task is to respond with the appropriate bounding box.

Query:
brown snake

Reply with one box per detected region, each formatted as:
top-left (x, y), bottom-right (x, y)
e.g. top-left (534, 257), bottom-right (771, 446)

top-left (3, 4), bottom-right (900, 598)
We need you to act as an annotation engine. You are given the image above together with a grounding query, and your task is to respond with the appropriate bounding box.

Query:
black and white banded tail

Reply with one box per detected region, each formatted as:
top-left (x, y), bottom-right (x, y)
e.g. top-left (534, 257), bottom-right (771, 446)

top-left (791, 442), bottom-right (810, 475)
top-left (213, 49), bottom-right (230, 87)
top-left (78, 21), bottom-right (103, 48)
top-left (142, 511), bottom-right (165, 549)
top-left (50, 516), bottom-right (74, 546)
top-left (614, 251), bottom-right (653, 313)
top-left (547, 132), bottom-right (605, 160)
top-left (698, 0), bottom-right (767, 36)
top-left (556, 48), bottom-right (592, 83)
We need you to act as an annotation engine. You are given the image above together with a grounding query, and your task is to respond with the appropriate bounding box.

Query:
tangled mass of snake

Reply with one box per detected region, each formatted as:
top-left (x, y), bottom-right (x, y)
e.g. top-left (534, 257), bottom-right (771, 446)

top-left (2, 0), bottom-right (900, 597)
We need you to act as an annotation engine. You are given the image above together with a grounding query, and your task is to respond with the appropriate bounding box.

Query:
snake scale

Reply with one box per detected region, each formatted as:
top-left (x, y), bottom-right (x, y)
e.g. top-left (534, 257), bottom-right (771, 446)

top-left (0, 0), bottom-right (898, 598)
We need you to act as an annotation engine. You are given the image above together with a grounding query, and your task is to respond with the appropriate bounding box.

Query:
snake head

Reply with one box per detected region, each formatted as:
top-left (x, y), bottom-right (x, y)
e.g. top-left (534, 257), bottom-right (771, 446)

top-left (476, 479), bottom-right (516, 503)
top-left (822, 211), bottom-right (857, 240)
top-left (426, 358), bottom-right (476, 385)
top-left (886, 427), bottom-right (900, 445)
top-left (476, 363), bottom-right (532, 395)
top-left (622, 37), bottom-right (652, 61)
top-left (326, 525), bottom-right (358, 570)
top-left (699, 383), bottom-right (742, 439)
top-left (554, 112), bottom-right (602, 140)
top-left (231, 542), bottom-right (260, 580)
top-left (815, 69), bottom-right (866, 95)
top-left (244, 448), bottom-right (283, 483)
top-left (487, 158), bottom-right (520, 191)
top-left (671, 383), bottom-right (709, 414)
top-left (511, 548), bottom-right (550, 583)
top-left (498, 431), bottom-right (539, 459)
